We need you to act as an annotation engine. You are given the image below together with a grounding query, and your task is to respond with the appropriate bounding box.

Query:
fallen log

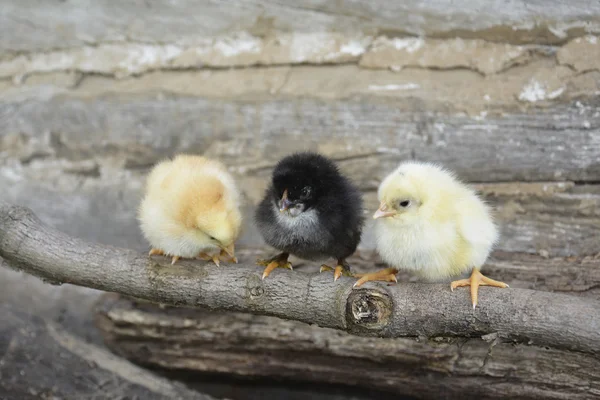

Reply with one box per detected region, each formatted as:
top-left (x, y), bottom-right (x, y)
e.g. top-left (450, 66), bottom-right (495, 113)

top-left (95, 295), bottom-right (600, 400)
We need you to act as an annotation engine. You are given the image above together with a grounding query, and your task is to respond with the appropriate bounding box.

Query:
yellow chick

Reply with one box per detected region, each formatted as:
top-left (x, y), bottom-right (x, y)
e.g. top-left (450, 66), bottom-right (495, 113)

top-left (138, 154), bottom-right (242, 266)
top-left (356, 161), bottom-right (508, 308)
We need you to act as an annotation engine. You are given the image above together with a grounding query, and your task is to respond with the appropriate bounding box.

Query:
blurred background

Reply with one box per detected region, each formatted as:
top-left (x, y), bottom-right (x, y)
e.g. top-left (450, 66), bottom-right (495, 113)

top-left (1, 1), bottom-right (599, 399)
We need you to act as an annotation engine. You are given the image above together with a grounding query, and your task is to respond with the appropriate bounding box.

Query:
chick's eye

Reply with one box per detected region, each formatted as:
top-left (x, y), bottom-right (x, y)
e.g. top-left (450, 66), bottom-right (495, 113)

top-left (208, 235), bottom-right (217, 241)
top-left (301, 186), bottom-right (311, 196)
top-left (399, 200), bottom-right (411, 208)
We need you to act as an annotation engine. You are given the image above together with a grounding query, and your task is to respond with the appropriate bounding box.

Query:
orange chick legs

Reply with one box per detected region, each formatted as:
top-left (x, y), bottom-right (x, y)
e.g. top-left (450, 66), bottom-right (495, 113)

top-left (148, 248), bottom-right (179, 265)
top-left (352, 268), bottom-right (399, 288)
top-left (149, 248), bottom-right (238, 266)
top-left (319, 259), bottom-right (354, 281)
top-left (451, 269), bottom-right (509, 309)
top-left (198, 249), bottom-right (238, 267)
top-left (257, 252), bottom-right (293, 280)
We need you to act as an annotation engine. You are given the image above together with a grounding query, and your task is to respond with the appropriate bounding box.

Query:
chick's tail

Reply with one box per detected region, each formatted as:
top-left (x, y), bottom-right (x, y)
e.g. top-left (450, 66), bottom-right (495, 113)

top-left (451, 269), bottom-right (509, 309)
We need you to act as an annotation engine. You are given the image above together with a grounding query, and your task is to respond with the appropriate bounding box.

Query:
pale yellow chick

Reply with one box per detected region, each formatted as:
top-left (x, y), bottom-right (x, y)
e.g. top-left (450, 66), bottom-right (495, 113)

top-left (138, 154), bottom-right (242, 266)
top-left (357, 161), bottom-right (508, 308)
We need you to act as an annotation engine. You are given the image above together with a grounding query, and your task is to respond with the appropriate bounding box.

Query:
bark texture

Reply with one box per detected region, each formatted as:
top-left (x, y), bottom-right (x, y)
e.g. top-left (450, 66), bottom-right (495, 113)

top-left (1, 203), bottom-right (600, 356)
top-left (95, 295), bottom-right (600, 400)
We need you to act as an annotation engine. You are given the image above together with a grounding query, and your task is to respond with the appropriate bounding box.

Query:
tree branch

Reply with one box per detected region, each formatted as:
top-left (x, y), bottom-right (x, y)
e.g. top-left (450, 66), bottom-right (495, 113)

top-left (1, 203), bottom-right (600, 356)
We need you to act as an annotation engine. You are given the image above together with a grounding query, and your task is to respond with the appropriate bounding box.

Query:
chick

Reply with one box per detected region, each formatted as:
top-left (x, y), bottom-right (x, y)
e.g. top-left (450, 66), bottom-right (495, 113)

top-left (255, 152), bottom-right (364, 280)
top-left (138, 154), bottom-right (242, 266)
top-left (359, 161), bottom-right (508, 308)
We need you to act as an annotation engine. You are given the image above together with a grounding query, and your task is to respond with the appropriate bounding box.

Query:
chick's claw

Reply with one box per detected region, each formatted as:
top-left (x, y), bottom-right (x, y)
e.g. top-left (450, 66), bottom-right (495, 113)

top-left (319, 263), bottom-right (353, 281)
top-left (198, 249), bottom-right (237, 267)
top-left (171, 256), bottom-right (180, 265)
top-left (198, 252), bottom-right (221, 267)
top-left (451, 269), bottom-right (509, 309)
top-left (353, 268), bottom-right (399, 288)
top-left (149, 248), bottom-right (165, 256)
top-left (222, 250), bottom-right (238, 264)
top-left (257, 253), bottom-right (292, 280)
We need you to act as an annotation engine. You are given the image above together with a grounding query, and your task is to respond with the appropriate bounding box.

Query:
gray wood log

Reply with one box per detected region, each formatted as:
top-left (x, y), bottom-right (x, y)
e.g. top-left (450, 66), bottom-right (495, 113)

top-left (0, 303), bottom-right (214, 400)
top-left (3, 97), bottom-right (598, 185)
top-left (2, 0), bottom-right (600, 52)
top-left (484, 251), bottom-right (600, 299)
top-left (1, 203), bottom-right (600, 356)
top-left (475, 183), bottom-right (600, 258)
top-left (95, 295), bottom-right (600, 400)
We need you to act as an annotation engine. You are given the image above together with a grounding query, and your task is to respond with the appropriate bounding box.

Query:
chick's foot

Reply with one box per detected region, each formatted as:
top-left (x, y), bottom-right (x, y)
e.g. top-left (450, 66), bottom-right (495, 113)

top-left (198, 249), bottom-right (238, 267)
top-left (257, 253), bottom-right (292, 280)
top-left (149, 248), bottom-right (165, 256)
top-left (149, 248), bottom-right (181, 265)
top-left (320, 259), bottom-right (353, 281)
top-left (451, 269), bottom-right (509, 309)
top-left (352, 268), bottom-right (399, 288)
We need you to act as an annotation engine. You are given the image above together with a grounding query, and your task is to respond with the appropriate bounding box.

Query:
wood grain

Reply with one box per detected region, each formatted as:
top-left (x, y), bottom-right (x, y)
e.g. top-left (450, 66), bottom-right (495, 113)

top-left (2, 96), bottom-right (599, 184)
top-left (96, 295), bottom-right (600, 400)
top-left (2, 0), bottom-right (599, 52)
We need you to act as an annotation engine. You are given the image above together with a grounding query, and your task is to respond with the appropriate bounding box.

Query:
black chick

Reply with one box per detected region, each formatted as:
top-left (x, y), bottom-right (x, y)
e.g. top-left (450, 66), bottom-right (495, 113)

top-left (255, 152), bottom-right (364, 281)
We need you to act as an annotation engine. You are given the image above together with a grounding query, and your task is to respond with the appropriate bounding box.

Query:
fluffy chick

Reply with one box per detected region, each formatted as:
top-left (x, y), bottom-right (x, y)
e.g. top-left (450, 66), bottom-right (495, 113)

top-left (360, 161), bottom-right (508, 308)
top-left (255, 152), bottom-right (364, 280)
top-left (138, 154), bottom-right (242, 266)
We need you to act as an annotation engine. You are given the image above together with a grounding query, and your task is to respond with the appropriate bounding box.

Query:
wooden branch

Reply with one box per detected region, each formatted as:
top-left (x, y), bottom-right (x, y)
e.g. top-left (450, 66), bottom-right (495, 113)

top-left (1, 203), bottom-right (600, 357)
top-left (0, 302), bottom-right (213, 399)
top-left (95, 295), bottom-right (600, 400)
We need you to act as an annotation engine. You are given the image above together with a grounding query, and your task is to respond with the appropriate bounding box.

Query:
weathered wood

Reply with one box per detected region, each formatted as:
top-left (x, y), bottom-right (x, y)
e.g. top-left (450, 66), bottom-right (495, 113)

top-left (485, 252), bottom-right (600, 298)
top-left (2, 97), bottom-right (599, 184)
top-left (1, 203), bottom-right (600, 356)
top-left (95, 295), bottom-right (600, 400)
top-left (0, 303), bottom-right (213, 400)
top-left (2, 0), bottom-right (599, 53)
top-left (477, 182), bottom-right (600, 257)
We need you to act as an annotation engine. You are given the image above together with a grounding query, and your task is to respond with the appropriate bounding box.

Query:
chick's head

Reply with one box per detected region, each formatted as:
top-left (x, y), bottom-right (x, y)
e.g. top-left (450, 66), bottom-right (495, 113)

top-left (271, 152), bottom-right (340, 218)
top-left (183, 178), bottom-right (241, 257)
top-left (374, 162), bottom-right (456, 225)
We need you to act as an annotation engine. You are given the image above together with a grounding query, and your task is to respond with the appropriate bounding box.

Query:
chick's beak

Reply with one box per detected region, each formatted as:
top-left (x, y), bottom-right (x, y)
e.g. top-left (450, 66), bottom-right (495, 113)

top-left (373, 201), bottom-right (396, 219)
top-left (279, 189), bottom-right (293, 212)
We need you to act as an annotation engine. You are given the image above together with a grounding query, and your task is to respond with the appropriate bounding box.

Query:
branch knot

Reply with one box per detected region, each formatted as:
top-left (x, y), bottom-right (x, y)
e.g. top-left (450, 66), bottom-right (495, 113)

top-left (346, 288), bottom-right (392, 334)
